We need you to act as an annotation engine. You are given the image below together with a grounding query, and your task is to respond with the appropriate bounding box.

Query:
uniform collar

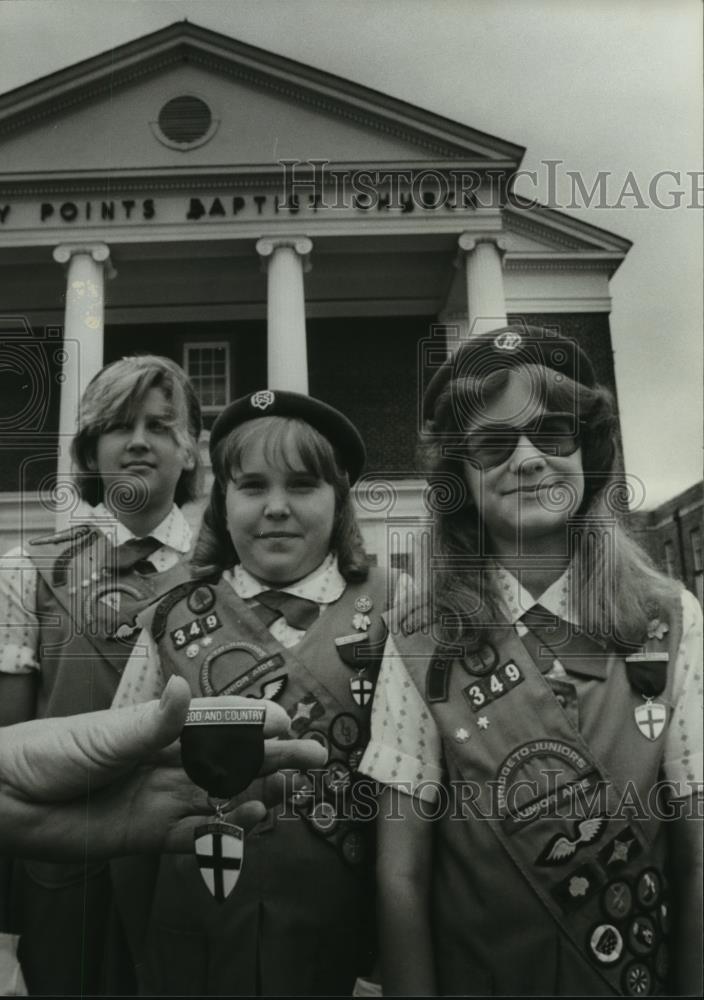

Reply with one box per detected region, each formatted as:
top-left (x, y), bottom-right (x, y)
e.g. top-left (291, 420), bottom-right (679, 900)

top-left (230, 552), bottom-right (346, 605)
top-left (86, 503), bottom-right (192, 553)
top-left (493, 563), bottom-right (578, 626)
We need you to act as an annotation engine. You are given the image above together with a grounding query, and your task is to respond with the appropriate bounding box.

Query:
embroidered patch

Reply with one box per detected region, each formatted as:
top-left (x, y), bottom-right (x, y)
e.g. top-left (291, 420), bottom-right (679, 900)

top-left (536, 817), bottom-right (607, 866)
top-left (598, 829), bottom-right (643, 870)
top-left (588, 923), bottom-right (624, 965)
top-left (329, 713), bottom-right (361, 750)
top-left (552, 862), bottom-right (602, 912)
top-left (171, 613), bottom-right (223, 651)
top-left (290, 695), bottom-right (325, 733)
top-left (463, 660), bottom-right (524, 712)
top-left (187, 585), bottom-right (216, 615)
top-left (602, 880), bottom-right (633, 921)
top-left (627, 915), bottom-right (657, 956)
top-left (199, 641), bottom-right (285, 697)
top-left (258, 675), bottom-right (288, 701)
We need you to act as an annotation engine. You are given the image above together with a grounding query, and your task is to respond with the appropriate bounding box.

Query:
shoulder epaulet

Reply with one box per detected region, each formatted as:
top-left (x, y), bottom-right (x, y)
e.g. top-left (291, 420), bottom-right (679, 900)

top-left (28, 524), bottom-right (95, 547)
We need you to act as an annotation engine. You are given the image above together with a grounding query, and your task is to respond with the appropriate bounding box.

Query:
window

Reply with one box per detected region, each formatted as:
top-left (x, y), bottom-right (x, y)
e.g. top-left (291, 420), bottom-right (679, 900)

top-left (184, 343), bottom-right (230, 414)
top-left (152, 95), bottom-right (218, 150)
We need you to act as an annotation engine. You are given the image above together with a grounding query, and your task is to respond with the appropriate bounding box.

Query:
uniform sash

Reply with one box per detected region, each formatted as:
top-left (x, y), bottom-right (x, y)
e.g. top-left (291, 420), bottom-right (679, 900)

top-left (395, 600), bottom-right (681, 997)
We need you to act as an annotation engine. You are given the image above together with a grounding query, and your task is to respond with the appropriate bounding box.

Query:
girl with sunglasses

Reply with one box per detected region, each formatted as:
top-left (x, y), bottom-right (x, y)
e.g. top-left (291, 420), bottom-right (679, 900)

top-left (361, 326), bottom-right (702, 996)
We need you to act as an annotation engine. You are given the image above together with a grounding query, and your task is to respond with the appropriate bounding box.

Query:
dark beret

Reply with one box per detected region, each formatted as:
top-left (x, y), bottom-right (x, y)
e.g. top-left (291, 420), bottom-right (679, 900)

top-left (209, 389), bottom-right (366, 483)
top-left (423, 325), bottom-right (596, 424)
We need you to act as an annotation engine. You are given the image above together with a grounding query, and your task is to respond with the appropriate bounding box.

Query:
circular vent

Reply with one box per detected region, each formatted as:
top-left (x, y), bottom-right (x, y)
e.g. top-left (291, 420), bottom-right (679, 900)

top-left (157, 96), bottom-right (213, 145)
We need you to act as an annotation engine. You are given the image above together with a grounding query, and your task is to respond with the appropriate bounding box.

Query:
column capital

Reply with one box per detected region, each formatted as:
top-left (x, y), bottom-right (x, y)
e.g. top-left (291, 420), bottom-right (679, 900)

top-left (456, 233), bottom-right (509, 257)
top-left (53, 242), bottom-right (116, 278)
top-left (256, 236), bottom-right (313, 273)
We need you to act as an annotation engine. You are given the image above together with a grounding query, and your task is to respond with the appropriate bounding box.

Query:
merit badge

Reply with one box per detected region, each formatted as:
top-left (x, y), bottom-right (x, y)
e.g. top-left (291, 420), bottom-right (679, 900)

top-left (323, 761), bottom-right (352, 796)
top-left (588, 924), bottom-right (624, 965)
top-left (537, 817), bottom-right (606, 866)
top-left (454, 727), bottom-right (470, 744)
top-left (658, 900), bottom-right (670, 934)
top-left (330, 713), bottom-right (361, 751)
top-left (602, 880), bottom-right (633, 921)
top-left (258, 675), bottom-right (288, 701)
top-left (634, 699), bottom-right (666, 741)
top-left (308, 801), bottom-right (339, 837)
top-left (181, 701), bottom-right (266, 902)
top-left (635, 869), bottom-right (661, 909)
top-left (628, 915), bottom-right (657, 956)
top-left (463, 643), bottom-right (499, 676)
top-left (194, 821), bottom-right (243, 903)
top-left (347, 747), bottom-right (364, 770)
top-left (290, 695), bottom-right (325, 733)
top-left (352, 612), bottom-right (371, 631)
top-left (186, 643), bottom-right (200, 658)
top-left (188, 585), bottom-right (216, 616)
top-left (622, 961), bottom-right (653, 997)
top-left (350, 673), bottom-right (374, 708)
top-left (599, 829), bottom-right (642, 870)
top-left (354, 595), bottom-right (373, 614)
top-left (552, 863), bottom-right (601, 913)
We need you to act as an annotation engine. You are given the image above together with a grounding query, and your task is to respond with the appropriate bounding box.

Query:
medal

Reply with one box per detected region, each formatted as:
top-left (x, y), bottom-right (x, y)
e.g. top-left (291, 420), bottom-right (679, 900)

top-left (180, 700), bottom-right (265, 902)
top-left (633, 698), bottom-right (667, 741)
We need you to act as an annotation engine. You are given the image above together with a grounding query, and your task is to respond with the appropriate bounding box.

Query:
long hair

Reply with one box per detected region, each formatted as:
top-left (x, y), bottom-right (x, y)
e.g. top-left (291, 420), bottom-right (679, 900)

top-left (414, 363), bottom-right (678, 652)
top-left (193, 416), bottom-right (369, 583)
top-left (71, 355), bottom-right (203, 507)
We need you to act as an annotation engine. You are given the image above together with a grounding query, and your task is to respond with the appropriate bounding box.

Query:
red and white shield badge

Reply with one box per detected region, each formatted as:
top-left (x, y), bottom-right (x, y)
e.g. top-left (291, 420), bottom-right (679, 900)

top-left (194, 823), bottom-right (243, 902)
top-left (634, 700), bottom-right (667, 741)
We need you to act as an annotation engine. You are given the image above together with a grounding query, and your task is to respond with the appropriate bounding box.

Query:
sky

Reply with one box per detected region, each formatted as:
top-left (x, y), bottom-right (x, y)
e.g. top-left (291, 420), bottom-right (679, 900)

top-left (1, 0), bottom-right (701, 509)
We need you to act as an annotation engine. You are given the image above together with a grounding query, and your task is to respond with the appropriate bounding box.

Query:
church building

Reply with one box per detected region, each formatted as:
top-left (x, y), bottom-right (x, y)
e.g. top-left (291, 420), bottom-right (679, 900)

top-left (0, 21), bottom-right (631, 561)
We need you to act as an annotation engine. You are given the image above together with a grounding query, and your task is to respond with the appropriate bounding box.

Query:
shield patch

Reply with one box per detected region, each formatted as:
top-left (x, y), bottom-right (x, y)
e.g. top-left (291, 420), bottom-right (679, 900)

top-left (634, 700), bottom-right (666, 741)
top-left (350, 675), bottom-right (374, 707)
top-left (194, 822), bottom-right (243, 902)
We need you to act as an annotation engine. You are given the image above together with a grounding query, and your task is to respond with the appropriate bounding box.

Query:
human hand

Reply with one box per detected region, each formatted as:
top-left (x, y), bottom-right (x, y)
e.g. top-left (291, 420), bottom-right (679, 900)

top-left (0, 676), bottom-right (327, 859)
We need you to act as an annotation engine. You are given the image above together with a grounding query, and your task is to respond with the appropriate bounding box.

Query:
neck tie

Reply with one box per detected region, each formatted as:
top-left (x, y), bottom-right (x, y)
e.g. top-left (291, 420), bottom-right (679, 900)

top-left (114, 537), bottom-right (161, 575)
top-left (253, 590), bottom-right (320, 631)
top-left (518, 604), bottom-right (608, 680)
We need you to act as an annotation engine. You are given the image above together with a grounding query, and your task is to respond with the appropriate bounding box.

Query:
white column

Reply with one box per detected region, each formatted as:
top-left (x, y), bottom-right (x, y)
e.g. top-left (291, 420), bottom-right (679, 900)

top-left (52, 242), bottom-right (114, 527)
top-left (458, 234), bottom-right (508, 337)
top-left (256, 236), bottom-right (312, 392)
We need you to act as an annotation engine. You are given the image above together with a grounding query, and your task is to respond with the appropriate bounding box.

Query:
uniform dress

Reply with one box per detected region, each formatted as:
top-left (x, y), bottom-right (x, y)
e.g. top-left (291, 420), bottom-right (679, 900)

top-left (112, 554), bottom-right (390, 996)
top-left (0, 504), bottom-right (193, 996)
top-left (361, 565), bottom-right (703, 997)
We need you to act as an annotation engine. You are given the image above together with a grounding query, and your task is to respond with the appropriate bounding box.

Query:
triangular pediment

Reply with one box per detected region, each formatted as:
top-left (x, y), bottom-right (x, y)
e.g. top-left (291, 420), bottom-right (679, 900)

top-left (0, 21), bottom-right (523, 181)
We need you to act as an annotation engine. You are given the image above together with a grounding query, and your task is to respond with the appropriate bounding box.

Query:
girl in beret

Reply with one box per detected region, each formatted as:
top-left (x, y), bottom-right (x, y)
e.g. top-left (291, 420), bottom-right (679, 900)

top-left (361, 327), bottom-right (702, 996)
top-left (112, 390), bottom-right (389, 996)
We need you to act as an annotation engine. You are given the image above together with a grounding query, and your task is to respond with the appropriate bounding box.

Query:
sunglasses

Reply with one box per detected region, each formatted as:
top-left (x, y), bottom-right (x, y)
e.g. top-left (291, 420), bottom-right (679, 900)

top-left (464, 412), bottom-right (583, 470)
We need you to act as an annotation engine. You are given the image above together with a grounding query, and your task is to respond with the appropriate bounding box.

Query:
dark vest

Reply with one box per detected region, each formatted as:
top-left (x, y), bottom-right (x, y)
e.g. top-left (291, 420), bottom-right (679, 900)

top-left (394, 594), bottom-right (682, 997)
top-left (114, 567), bottom-right (390, 997)
top-left (14, 524), bottom-right (190, 997)
top-left (27, 524), bottom-right (190, 717)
